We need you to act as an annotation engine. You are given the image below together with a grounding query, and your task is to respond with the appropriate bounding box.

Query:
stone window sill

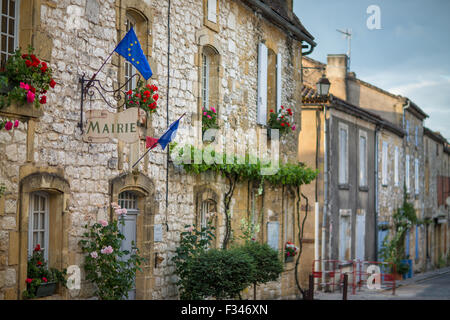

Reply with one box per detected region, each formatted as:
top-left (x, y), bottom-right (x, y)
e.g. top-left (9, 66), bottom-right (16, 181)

top-left (359, 186), bottom-right (369, 192)
top-left (338, 184), bottom-right (349, 190)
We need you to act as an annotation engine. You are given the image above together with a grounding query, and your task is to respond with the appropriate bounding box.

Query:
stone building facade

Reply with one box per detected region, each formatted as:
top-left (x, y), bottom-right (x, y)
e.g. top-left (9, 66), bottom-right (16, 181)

top-left (0, 0), bottom-right (318, 300)
top-left (423, 128), bottom-right (450, 269)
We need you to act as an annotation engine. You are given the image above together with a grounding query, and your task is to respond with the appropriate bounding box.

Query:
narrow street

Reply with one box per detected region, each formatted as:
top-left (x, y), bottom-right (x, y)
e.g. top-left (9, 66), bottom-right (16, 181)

top-left (314, 267), bottom-right (450, 300)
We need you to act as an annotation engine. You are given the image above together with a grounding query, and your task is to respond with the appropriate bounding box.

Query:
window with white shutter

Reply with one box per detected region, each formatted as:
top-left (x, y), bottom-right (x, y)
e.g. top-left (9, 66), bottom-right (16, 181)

top-left (415, 158), bottom-right (419, 195)
top-left (415, 127), bottom-right (418, 146)
top-left (339, 124), bottom-right (348, 185)
top-left (257, 42), bottom-right (268, 125)
top-left (406, 155), bottom-right (410, 193)
top-left (382, 141), bottom-right (388, 186)
top-left (207, 0), bottom-right (217, 23)
top-left (394, 146), bottom-right (399, 186)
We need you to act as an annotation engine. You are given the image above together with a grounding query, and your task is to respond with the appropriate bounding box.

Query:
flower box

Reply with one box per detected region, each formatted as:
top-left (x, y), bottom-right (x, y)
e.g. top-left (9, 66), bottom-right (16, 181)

top-left (35, 282), bottom-right (57, 298)
top-left (285, 256), bottom-right (294, 263)
top-left (0, 101), bottom-right (43, 119)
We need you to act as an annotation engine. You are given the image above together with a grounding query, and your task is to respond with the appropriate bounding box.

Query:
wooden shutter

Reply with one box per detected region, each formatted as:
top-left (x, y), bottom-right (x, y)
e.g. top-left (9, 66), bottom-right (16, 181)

top-left (382, 141), bottom-right (388, 185)
top-left (394, 146), bottom-right (399, 186)
top-left (207, 0), bottom-right (217, 23)
top-left (276, 53), bottom-right (282, 112)
top-left (406, 155), bottom-right (410, 192)
top-left (257, 42), bottom-right (268, 125)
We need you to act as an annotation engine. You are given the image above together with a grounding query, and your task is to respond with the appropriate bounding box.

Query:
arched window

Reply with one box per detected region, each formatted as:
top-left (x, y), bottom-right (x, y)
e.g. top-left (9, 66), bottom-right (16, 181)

top-left (0, 0), bottom-right (20, 66)
top-left (124, 14), bottom-right (137, 92)
top-left (200, 198), bottom-right (216, 230)
top-left (28, 192), bottom-right (49, 261)
top-left (200, 46), bottom-right (220, 112)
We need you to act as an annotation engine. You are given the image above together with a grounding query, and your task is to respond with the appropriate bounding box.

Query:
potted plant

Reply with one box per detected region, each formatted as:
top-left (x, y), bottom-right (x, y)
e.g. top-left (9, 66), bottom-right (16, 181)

top-left (202, 106), bottom-right (219, 141)
top-left (0, 47), bottom-right (56, 118)
top-left (284, 241), bottom-right (298, 262)
top-left (267, 106), bottom-right (296, 139)
top-left (22, 244), bottom-right (67, 299)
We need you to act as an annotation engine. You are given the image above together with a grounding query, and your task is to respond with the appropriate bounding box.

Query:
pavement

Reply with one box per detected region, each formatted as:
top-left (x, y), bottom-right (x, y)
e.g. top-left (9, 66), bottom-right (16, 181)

top-left (313, 266), bottom-right (450, 300)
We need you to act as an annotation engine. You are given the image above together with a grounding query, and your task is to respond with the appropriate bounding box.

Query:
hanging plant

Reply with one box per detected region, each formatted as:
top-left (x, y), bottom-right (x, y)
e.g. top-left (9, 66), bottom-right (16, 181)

top-left (268, 106), bottom-right (296, 136)
top-left (124, 80), bottom-right (159, 114)
top-left (0, 47), bottom-right (56, 109)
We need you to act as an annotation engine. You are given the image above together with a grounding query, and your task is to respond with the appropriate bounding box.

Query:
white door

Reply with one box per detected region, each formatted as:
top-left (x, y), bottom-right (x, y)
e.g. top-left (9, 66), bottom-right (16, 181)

top-left (119, 191), bottom-right (139, 300)
top-left (355, 210), bottom-right (366, 261)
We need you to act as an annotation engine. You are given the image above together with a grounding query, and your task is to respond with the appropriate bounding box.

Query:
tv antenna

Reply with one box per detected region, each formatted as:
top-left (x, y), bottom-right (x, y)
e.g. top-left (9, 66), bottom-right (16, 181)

top-left (336, 28), bottom-right (352, 71)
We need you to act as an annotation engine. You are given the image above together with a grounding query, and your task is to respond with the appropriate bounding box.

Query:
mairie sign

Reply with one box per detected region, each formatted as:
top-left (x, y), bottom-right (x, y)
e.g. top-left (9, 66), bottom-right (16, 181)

top-left (83, 108), bottom-right (146, 143)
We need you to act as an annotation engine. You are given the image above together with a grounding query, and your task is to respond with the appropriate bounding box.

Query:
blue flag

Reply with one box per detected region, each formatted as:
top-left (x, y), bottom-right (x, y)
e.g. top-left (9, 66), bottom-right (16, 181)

top-left (115, 27), bottom-right (153, 80)
top-left (158, 119), bottom-right (180, 150)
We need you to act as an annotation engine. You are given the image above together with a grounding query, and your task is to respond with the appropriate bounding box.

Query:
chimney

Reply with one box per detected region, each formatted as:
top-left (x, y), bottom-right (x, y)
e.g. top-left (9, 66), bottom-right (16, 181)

top-left (326, 54), bottom-right (348, 100)
top-left (286, 0), bottom-right (293, 19)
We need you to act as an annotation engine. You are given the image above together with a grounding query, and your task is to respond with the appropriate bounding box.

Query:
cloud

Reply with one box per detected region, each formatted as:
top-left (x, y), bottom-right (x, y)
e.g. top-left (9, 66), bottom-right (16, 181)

top-left (360, 69), bottom-right (450, 140)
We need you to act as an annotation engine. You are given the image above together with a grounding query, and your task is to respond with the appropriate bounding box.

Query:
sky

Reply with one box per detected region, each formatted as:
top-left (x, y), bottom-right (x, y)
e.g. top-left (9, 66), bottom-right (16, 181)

top-left (294, 0), bottom-right (450, 140)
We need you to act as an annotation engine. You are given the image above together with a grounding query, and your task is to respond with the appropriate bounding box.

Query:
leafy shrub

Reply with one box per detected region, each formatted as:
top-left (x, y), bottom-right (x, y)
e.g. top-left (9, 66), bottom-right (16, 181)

top-left (237, 240), bottom-right (283, 286)
top-left (186, 248), bottom-right (256, 300)
top-left (172, 224), bottom-right (216, 300)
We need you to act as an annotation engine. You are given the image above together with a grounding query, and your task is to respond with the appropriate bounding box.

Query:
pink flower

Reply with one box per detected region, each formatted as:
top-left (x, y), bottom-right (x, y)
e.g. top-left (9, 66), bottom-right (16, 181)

top-left (187, 226), bottom-right (194, 232)
top-left (115, 208), bottom-right (127, 216)
top-left (90, 251), bottom-right (98, 259)
top-left (14, 120), bottom-right (19, 128)
top-left (203, 112), bottom-right (207, 116)
top-left (99, 220), bottom-right (108, 227)
top-left (211, 107), bottom-right (216, 113)
top-left (101, 246), bottom-right (113, 255)
top-left (207, 115), bottom-right (211, 119)
top-left (4, 121), bottom-right (13, 131)
top-left (20, 82), bottom-right (30, 90)
top-left (27, 90), bottom-right (35, 103)
top-left (291, 125), bottom-right (296, 131)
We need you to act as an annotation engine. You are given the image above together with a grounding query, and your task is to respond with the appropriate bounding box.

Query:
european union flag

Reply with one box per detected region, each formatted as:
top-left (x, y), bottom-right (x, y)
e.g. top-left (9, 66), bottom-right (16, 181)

top-left (115, 27), bottom-right (153, 80)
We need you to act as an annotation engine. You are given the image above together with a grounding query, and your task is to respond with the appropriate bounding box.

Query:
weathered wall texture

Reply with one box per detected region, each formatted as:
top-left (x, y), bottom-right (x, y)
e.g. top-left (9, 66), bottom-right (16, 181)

top-left (0, 0), bottom-right (312, 300)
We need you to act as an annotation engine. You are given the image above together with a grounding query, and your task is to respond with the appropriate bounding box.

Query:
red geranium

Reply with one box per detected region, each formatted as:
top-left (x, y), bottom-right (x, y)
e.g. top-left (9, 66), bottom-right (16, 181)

top-left (37, 261), bottom-right (42, 266)
top-left (34, 244), bottom-right (41, 251)
top-left (39, 96), bottom-right (47, 104)
top-left (26, 278), bottom-right (33, 284)
top-left (50, 79), bottom-right (56, 88)
top-left (42, 277), bottom-right (48, 283)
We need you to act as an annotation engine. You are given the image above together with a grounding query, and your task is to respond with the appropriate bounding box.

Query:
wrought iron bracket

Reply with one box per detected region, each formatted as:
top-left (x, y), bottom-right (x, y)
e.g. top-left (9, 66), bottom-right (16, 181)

top-left (78, 73), bottom-right (142, 133)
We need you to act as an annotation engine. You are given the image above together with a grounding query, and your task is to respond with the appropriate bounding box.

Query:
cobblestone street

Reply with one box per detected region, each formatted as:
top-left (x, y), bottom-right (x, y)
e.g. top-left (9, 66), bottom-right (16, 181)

top-left (314, 267), bottom-right (450, 300)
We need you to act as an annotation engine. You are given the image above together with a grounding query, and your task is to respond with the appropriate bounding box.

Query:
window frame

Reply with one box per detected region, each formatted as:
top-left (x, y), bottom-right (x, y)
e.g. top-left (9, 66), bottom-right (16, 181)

top-left (414, 158), bottom-right (419, 195)
top-left (0, 0), bottom-right (20, 66)
top-left (406, 154), bottom-right (410, 193)
top-left (394, 146), bottom-right (399, 187)
top-left (124, 14), bottom-right (137, 93)
top-left (28, 191), bottom-right (50, 262)
top-left (338, 123), bottom-right (349, 185)
top-left (201, 52), bottom-right (210, 110)
top-left (382, 141), bottom-right (388, 186)
top-left (358, 130), bottom-right (368, 188)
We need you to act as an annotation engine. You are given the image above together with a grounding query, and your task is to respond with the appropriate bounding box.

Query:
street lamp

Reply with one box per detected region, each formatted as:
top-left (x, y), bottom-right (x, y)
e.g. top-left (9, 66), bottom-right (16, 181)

top-left (316, 76), bottom-right (330, 97)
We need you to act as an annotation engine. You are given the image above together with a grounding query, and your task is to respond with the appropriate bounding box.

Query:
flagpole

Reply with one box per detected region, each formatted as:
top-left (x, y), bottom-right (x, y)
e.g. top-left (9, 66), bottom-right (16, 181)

top-left (131, 112), bottom-right (186, 169)
top-left (84, 49), bottom-right (116, 89)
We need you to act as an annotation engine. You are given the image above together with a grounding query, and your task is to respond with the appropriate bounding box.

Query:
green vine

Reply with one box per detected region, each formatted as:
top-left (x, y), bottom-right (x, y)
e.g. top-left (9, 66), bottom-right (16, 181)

top-left (172, 144), bottom-right (318, 249)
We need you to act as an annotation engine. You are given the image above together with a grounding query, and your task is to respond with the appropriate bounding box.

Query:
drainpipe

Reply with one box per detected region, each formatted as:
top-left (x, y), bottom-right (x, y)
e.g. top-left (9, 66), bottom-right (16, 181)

top-left (374, 125), bottom-right (380, 260)
top-left (321, 103), bottom-right (328, 289)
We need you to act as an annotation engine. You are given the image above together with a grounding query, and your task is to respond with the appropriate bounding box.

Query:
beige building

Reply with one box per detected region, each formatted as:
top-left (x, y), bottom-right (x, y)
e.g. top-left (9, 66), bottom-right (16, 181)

top-left (0, 0), bottom-right (320, 300)
top-left (423, 128), bottom-right (450, 269)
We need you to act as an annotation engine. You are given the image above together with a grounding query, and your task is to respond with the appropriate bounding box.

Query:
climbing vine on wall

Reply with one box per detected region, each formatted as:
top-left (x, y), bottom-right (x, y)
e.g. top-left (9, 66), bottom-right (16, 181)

top-left (171, 144), bottom-right (318, 249)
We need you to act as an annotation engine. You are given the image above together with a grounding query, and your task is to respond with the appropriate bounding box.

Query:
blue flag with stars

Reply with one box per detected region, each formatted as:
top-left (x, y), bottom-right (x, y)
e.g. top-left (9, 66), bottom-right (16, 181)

top-left (115, 27), bottom-right (153, 80)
